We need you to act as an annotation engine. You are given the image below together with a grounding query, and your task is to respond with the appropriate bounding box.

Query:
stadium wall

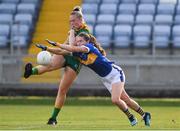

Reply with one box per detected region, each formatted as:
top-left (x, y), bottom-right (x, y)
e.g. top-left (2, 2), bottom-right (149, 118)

top-left (0, 55), bottom-right (180, 97)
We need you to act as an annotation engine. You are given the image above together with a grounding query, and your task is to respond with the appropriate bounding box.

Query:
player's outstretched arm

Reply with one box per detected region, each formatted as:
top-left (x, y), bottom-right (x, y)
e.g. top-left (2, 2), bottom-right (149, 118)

top-left (59, 44), bottom-right (88, 53)
top-left (35, 44), bottom-right (70, 55)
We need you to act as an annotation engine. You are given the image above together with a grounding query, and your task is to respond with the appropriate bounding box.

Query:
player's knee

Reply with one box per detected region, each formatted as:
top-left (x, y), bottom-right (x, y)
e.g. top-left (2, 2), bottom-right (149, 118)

top-left (122, 97), bottom-right (131, 105)
top-left (59, 87), bottom-right (68, 96)
top-left (50, 55), bottom-right (64, 69)
top-left (111, 97), bottom-right (119, 105)
top-left (44, 60), bottom-right (61, 72)
top-left (47, 63), bottom-right (57, 71)
top-left (41, 64), bottom-right (53, 72)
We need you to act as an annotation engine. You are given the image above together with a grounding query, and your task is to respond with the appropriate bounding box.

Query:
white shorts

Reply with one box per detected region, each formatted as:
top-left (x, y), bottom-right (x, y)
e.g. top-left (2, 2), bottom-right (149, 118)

top-left (100, 64), bottom-right (125, 93)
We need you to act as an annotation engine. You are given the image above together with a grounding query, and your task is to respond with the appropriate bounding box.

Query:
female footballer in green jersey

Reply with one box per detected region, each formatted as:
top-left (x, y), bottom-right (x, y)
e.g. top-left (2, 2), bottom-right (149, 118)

top-left (24, 6), bottom-right (91, 125)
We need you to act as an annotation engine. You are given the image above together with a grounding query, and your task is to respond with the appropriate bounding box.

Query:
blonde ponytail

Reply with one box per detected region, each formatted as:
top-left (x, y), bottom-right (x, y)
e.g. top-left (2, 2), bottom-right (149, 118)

top-left (73, 6), bottom-right (82, 12)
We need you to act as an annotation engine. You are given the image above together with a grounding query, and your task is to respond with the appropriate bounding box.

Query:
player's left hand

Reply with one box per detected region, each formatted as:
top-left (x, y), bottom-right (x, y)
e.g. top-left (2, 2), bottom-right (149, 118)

top-left (35, 44), bottom-right (47, 51)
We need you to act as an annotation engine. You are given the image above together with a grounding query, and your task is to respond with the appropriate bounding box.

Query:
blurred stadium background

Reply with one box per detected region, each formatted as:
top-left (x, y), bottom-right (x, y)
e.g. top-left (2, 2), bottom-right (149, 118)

top-left (0, 0), bottom-right (180, 98)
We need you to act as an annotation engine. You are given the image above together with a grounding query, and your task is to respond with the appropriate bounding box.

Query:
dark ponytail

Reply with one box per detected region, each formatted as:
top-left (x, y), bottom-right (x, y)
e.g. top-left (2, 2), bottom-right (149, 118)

top-left (78, 33), bottom-right (106, 56)
top-left (89, 34), bottom-right (106, 56)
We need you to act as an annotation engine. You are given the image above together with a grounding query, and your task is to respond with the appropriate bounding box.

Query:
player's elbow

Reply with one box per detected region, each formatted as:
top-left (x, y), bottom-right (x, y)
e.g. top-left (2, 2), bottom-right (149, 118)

top-left (69, 47), bottom-right (77, 52)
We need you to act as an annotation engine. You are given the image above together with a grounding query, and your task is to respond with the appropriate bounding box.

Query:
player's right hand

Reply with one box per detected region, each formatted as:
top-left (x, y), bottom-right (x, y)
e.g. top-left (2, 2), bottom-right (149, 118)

top-left (35, 44), bottom-right (47, 51)
top-left (46, 39), bottom-right (57, 46)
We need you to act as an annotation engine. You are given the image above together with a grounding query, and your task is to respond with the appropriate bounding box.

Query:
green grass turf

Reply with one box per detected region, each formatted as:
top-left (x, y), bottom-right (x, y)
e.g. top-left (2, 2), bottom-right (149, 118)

top-left (0, 97), bottom-right (180, 130)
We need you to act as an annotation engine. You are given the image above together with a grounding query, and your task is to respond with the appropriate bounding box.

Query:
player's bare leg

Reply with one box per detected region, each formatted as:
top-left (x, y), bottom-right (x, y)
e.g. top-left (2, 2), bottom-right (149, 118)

top-left (121, 89), bottom-right (140, 111)
top-left (55, 67), bottom-right (77, 108)
top-left (111, 82), bottom-right (137, 126)
top-left (36, 55), bottom-right (65, 74)
top-left (47, 67), bottom-right (77, 125)
top-left (24, 55), bottom-right (65, 78)
top-left (121, 89), bottom-right (151, 126)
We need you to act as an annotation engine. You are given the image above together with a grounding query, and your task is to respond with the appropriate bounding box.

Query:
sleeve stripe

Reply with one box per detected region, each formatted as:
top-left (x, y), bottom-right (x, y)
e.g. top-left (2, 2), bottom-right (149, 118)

top-left (81, 45), bottom-right (90, 53)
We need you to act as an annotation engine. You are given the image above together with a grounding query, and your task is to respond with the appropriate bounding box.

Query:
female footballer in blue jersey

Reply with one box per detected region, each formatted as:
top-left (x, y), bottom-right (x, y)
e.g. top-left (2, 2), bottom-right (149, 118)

top-left (36, 32), bottom-right (151, 126)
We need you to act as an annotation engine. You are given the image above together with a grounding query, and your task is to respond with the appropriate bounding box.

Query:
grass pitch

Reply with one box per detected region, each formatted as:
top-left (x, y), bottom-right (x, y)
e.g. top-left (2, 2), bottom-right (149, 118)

top-left (0, 97), bottom-right (180, 130)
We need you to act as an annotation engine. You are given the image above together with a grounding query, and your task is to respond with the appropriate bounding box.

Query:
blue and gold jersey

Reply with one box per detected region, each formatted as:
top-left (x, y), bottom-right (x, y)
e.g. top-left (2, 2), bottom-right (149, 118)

top-left (73, 43), bottom-right (113, 77)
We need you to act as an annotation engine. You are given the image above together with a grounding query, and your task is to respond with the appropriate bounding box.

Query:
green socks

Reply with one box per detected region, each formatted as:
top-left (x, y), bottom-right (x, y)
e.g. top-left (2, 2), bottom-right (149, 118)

top-left (51, 108), bottom-right (61, 120)
top-left (32, 67), bottom-right (38, 75)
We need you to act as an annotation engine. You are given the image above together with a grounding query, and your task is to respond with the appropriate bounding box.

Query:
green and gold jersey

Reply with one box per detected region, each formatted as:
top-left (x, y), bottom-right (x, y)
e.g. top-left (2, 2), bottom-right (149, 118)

top-left (63, 23), bottom-right (91, 74)
top-left (74, 23), bottom-right (90, 36)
